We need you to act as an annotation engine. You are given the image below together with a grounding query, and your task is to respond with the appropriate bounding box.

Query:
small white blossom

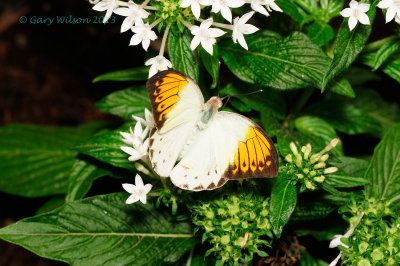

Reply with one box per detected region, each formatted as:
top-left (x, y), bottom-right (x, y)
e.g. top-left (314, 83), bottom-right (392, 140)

top-left (92, 0), bottom-right (119, 23)
top-left (211, 0), bottom-right (245, 23)
top-left (145, 55), bottom-right (173, 77)
top-left (114, 1), bottom-right (149, 32)
top-left (232, 11), bottom-right (259, 50)
top-left (122, 174), bottom-right (152, 204)
top-left (377, 0), bottom-right (400, 23)
top-left (190, 18), bottom-right (226, 55)
top-left (340, 1), bottom-right (370, 31)
top-left (248, 0), bottom-right (282, 16)
top-left (264, 0), bottom-right (283, 13)
top-left (120, 122), bottom-right (149, 162)
top-left (132, 108), bottom-right (154, 130)
top-left (180, 0), bottom-right (212, 19)
top-left (130, 23), bottom-right (157, 51)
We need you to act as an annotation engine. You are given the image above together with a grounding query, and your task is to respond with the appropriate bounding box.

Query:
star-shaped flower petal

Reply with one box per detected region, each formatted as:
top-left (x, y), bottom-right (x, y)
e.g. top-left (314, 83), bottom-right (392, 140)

top-left (211, 0), bottom-right (245, 23)
top-left (190, 18), bottom-right (226, 55)
top-left (120, 122), bottom-right (150, 162)
top-left (377, 0), bottom-right (400, 23)
top-left (132, 108), bottom-right (154, 130)
top-left (145, 55), bottom-right (173, 77)
top-left (249, 0), bottom-right (270, 16)
top-left (180, 0), bottom-right (212, 19)
top-left (340, 0), bottom-right (370, 31)
top-left (122, 174), bottom-right (152, 204)
top-left (329, 235), bottom-right (350, 249)
top-left (92, 0), bottom-right (119, 23)
top-left (232, 11), bottom-right (259, 50)
top-left (264, 0), bottom-right (282, 13)
top-left (114, 1), bottom-right (149, 32)
top-left (130, 22), bottom-right (158, 51)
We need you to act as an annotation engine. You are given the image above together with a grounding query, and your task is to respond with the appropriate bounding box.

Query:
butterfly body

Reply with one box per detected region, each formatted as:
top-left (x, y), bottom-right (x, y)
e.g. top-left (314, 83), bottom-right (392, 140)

top-left (146, 70), bottom-right (278, 191)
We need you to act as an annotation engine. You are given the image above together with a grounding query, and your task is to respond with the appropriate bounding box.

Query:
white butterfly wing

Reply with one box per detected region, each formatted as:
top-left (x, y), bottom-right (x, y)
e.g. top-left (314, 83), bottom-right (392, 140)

top-left (170, 111), bottom-right (279, 191)
top-left (146, 70), bottom-right (204, 177)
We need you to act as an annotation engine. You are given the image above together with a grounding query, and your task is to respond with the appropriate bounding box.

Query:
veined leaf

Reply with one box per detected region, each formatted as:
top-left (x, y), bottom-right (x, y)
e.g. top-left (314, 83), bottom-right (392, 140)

top-left (328, 79), bottom-right (355, 98)
top-left (0, 124), bottom-right (98, 197)
top-left (294, 115), bottom-right (343, 156)
top-left (74, 125), bottom-right (134, 170)
top-left (298, 250), bottom-right (329, 266)
top-left (291, 194), bottom-right (338, 222)
top-left (365, 123), bottom-right (400, 206)
top-left (326, 156), bottom-right (369, 188)
top-left (373, 38), bottom-right (400, 71)
top-left (321, 2), bottom-right (376, 90)
top-left (168, 29), bottom-right (199, 82)
top-left (277, 129), bottom-right (326, 157)
top-left (96, 86), bottom-right (151, 120)
top-left (200, 46), bottom-right (220, 88)
top-left (359, 50), bottom-right (400, 83)
top-left (306, 22), bottom-right (334, 46)
top-left (270, 179), bottom-right (297, 237)
top-left (219, 31), bottom-right (331, 90)
top-left (93, 66), bottom-right (149, 82)
top-left (66, 158), bottom-right (112, 202)
top-left (0, 193), bottom-right (198, 265)
top-left (277, 0), bottom-right (308, 23)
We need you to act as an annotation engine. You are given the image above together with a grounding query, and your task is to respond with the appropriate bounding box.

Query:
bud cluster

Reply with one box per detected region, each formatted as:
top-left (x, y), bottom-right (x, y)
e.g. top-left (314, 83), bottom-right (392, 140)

top-left (190, 192), bottom-right (273, 265)
top-left (338, 195), bottom-right (400, 265)
top-left (283, 139), bottom-right (339, 191)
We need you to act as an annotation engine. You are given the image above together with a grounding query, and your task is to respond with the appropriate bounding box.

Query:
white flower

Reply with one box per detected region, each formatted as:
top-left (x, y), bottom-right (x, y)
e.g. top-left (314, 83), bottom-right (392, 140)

top-left (120, 122), bottom-right (149, 162)
top-left (190, 18), bottom-right (226, 55)
top-left (180, 0), bottom-right (212, 19)
top-left (130, 23), bottom-right (157, 51)
top-left (132, 108), bottom-right (154, 130)
top-left (92, 0), bottom-right (119, 23)
top-left (340, 1), bottom-right (370, 31)
top-left (264, 0), bottom-right (283, 13)
top-left (114, 1), bottom-right (149, 32)
top-left (249, 0), bottom-right (270, 16)
top-left (122, 174), bottom-right (152, 204)
top-left (378, 0), bottom-right (400, 23)
top-left (329, 235), bottom-right (349, 248)
top-left (396, 14), bottom-right (400, 23)
top-left (232, 11), bottom-right (259, 50)
top-left (145, 55), bottom-right (173, 77)
top-left (211, 0), bottom-right (245, 23)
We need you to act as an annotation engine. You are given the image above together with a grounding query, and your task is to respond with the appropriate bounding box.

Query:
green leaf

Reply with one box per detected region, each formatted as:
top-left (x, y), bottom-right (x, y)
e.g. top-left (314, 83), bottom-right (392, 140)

top-left (291, 194), bottom-right (337, 222)
top-left (66, 158), bottom-right (112, 202)
top-left (365, 123), bottom-right (400, 205)
top-left (298, 250), bottom-right (329, 266)
top-left (200, 46), bottom-right (220, 88)
top-left (270, 179), bottom-right (297, 237)
top-left (74, 125), bottom-right (134, 169)
top-left (168, 29), bottom-right (199, 82)
top-left (373, 38), bottom-right (400, 71)
top-left (359, 50), bottom-right (400, 84)
top-left (261, 113), bottom-right (282, 138)
top-left (0, 124), bottom-right (97, 197)
top-left (277, 129), bottom-right (326, 157)
top-left (277, 0), bottom-right (308, 23)
top-left (220, 82), bottom-right (286, 119)
top-left (305, 99), bottom-right (381, 135)
top-left (320, 0), bottom-right (344, 16)
top-left (321, 3), bottom-right (376, 90)
top-left (328, 79), bottom-right (355, 98)
top-left (352, 88), bottom-right (400, 135)
top-left (306, 22), bottom-right (334, 46)
top-left (96, 86), bottom-right (151, 120)
top-left (219, 31), bottom-right (331, 90)
top-left (294, 115), bottom-right (343, 156)
top-left (93, 66), bottom-right (149, 82)
top-left (326, 156), bottom-right (369, 188)
top-left (0, 193), bottom-right (198, 265)
top-left (36, 197), bottom-right (65, 215)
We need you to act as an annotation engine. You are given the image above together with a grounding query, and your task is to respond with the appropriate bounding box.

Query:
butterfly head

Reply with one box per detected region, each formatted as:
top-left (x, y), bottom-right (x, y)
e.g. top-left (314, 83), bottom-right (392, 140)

top-left (206, 96), bottom-right (223, 111)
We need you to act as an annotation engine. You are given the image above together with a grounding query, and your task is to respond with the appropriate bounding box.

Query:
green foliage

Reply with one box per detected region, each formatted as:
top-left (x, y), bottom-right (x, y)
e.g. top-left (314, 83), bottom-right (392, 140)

top-left (219, 31), bottom-right (331, 90)
top-left (93, 66), bottom-right (149, 82)
top-left (0, 124), bottom-right (99, 197)
top-left (365, 123), bottom-right (400, 207)
top-left (190, 192), bottom-right (273, 265)
top-left (0, 193), bottom-right (198, 265)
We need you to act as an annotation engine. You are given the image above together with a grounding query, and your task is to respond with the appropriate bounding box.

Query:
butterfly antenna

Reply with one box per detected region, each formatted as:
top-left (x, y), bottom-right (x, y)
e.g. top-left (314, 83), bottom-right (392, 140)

top-left (220, 89), bottom-right (263, 109)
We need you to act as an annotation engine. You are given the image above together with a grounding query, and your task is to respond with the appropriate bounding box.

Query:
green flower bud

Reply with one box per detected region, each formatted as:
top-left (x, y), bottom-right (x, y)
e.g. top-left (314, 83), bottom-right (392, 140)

top-left (358, 241), bottom-right (369, 253)
top-left (314, 175), bottom-right (325, 183)
top-left (303, 168), bottom-right (310, 174)
top-left (290, 142), bottom-right (299, 156)
top-left (221, 235), bottom-right (230, 245)
top-left (324, 167), bottom-right (338, 174)
top-left (296, 173), bottom-right (304, 179)
top-left (231, 217), bottom-right (240, 225)
top-left (371, 249), bottom-right (384, 261)
top-left (241, 221), bottom-right (249, 229)
top-left (217, 208), bottom-right (226, 216)
top-left (205, 210), bottom-right (214, 219)
top-left (309, 170), bottom-right (317, 177)
top-left (320, 154), bottom-right (329, 162)
top-left (204, 221), bottom-right (215, 232)
top-left (357, 259), bottom-right (371, 266)
top-left (305, 180), bottom-right (315, 190)
top-left (260, 208), bottom-right (269, 217)
top-left (314, 162), bottom-right (326, 169)
top-left (285, 154), bottom-right (293, 163)
top-left (310, 153), bottom-right (321, 164)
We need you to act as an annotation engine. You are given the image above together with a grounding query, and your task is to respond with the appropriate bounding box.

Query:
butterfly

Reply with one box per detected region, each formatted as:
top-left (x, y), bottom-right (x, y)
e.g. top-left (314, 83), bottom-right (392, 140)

top-left (146, 70), bottom-right (279, 191)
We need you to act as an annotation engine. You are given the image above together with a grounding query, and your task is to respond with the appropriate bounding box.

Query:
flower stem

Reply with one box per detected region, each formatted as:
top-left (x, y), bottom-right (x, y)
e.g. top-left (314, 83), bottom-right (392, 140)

top-left (140, 0), bottom-right (151, 8)
top-left (197, 18), bottom-right (233, 30)
top-left (150, 18), bottom-right (162, 28)
top-left (117, 1), bottom-right (129, 6)
top-left (144, 6), bottom-right (157, 10)
top-left (160, 23), bottom-right (171, 56)
top-left (179, 18), bottom-right (193, 30)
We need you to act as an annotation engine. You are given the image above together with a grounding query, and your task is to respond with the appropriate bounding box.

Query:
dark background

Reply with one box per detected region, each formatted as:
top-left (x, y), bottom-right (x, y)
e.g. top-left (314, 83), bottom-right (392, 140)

top-left (0, 0), bottom-right (398, 265)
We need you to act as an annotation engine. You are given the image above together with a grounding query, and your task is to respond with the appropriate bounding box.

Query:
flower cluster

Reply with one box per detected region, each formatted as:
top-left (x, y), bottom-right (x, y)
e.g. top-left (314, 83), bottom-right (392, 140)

top-left (329, 195), bottom-right (400, 265)
top-left (283, 139), bottom-right (339, 191)
top-left (341, 0), bottom-right (400, 31)
top-left (190, 192), bottom-right (273, 265)
top-left (90, 0), bottom-right (282, 77)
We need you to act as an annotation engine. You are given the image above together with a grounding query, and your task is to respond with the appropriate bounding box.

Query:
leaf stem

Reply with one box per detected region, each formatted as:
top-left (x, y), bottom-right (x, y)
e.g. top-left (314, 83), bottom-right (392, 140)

top-left (150, 18), bottom-right (162, 28)
top-left (160, 24), bottom-right (171, 56)
top-left (179, 18), bottom-right (193, 30)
